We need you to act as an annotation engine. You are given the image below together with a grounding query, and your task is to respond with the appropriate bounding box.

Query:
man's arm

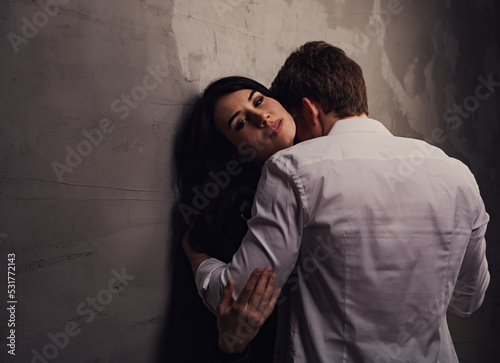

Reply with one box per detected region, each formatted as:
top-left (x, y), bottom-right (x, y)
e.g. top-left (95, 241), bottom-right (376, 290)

top-left (448, 196), bottom-right (490, 317)
top-left (182, 226), bottom-right (210, 276)
top-left (195, 156), bottom-right (304, 313)
top-left (183, 231), bottom-right (281, 361)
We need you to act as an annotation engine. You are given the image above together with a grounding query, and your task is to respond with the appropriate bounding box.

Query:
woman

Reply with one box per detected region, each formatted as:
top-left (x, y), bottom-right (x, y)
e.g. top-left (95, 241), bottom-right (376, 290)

top-left (165, 76), bottom-right (296, 362)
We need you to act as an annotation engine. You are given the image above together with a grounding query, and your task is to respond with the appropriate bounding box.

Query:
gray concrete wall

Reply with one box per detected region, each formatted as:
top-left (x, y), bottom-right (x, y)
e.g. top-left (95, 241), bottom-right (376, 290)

top-left (1, 0), bottom-right (498, 362)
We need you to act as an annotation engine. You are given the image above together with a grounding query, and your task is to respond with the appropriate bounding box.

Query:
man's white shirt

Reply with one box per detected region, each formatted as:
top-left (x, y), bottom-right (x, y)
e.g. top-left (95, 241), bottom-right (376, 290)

top-left (196, 117), bottom-right (489, 362)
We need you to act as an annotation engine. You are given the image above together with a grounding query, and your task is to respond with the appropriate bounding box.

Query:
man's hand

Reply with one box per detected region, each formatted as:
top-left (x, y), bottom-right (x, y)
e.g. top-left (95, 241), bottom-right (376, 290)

top-left (216, 266), bottom-right (281, 354)
top-left (181, 226), bottom-right (211, 276)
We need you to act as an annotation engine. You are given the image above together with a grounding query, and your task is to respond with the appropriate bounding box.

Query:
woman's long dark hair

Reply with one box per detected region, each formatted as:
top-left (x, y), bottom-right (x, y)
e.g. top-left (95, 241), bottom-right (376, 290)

top-left (163, 77), bottom-right (278, 362)
top-left (173, 76), bottom-right (275, 261)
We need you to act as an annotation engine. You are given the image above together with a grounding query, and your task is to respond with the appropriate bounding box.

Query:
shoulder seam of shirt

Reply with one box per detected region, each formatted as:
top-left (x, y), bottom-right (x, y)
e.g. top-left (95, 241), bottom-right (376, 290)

top-left (270, 155), bottom-right (310, 224)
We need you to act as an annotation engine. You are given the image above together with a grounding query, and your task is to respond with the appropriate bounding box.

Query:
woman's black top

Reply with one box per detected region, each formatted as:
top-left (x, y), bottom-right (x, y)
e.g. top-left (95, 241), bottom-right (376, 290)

top-left (164, 176), bottom-right (277, 363)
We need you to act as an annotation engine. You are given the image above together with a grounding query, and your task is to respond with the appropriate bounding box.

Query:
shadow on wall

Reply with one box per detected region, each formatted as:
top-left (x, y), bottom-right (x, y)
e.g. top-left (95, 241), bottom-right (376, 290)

top-left (156, 95), bottom-right (220, 363)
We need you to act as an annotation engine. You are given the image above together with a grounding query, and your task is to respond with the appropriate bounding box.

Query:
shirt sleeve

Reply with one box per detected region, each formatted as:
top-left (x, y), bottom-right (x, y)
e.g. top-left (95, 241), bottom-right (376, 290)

top-left (195, 156), bottom-right (305, 313)
top-left (448, 192), bottom-right (490, 317)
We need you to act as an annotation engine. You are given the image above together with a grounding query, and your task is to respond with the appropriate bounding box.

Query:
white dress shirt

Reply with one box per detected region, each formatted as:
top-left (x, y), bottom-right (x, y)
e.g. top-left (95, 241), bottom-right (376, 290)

top-left (196, 117), bottom-right (490, 362)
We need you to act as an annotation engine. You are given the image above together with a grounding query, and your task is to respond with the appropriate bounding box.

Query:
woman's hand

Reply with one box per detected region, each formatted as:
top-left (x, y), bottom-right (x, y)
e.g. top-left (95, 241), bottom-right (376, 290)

top-left (216, 266), bottom-right (281, 354)
top-left (181, 226), bottom-right (211, 276)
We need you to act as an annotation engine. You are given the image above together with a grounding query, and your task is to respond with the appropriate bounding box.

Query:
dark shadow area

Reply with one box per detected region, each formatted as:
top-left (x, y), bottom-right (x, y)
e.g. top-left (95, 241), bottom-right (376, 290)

top-left (447, 1), bottom-right (500, 362)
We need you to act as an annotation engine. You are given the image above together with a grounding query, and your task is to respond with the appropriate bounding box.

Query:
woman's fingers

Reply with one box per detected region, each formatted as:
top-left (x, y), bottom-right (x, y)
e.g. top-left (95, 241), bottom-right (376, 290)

top-left (235, 266), bottom-right (280, 318)
top-left (261, 286), bottom-right (281, 318)
top-left (237, 267), bottom-right (263, 305)
top-left (263, 272), bottom-right (277, 301)
top-left (255, 271), bottom-right (278, 315)
top-left (222, 267), bottom-right (280, 331)
top-left (217, 278), bottom-right (234, 315)
top-left (247, 266), bottom-right (272, 309)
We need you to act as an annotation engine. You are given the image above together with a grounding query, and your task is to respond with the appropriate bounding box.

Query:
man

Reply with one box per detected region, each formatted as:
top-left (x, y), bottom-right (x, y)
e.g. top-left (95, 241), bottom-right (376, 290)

top-left (184, 41), bottom-right (490, 362)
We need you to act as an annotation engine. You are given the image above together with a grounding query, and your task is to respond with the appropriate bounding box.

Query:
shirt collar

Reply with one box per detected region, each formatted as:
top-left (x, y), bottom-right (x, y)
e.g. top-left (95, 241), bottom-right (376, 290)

top-left (328, 117), bottom-right (392, 136)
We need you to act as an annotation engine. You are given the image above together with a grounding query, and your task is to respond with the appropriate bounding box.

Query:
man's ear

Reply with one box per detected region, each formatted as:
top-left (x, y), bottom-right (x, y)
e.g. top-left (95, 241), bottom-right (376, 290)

top-left (295, 97), bottom-right (323, 141)
top-left (301, 97), bottom-right (320, 126)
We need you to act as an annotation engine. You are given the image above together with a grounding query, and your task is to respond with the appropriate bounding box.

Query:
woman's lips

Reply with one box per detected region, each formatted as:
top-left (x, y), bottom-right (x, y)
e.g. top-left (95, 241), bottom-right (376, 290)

top-left (269, 119), bottom-right (283, 138)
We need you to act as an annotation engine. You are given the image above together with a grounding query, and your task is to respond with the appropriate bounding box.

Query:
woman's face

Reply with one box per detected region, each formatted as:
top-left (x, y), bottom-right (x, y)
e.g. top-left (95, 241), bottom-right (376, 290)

top-left (213, 89), bottom-right (296, 162)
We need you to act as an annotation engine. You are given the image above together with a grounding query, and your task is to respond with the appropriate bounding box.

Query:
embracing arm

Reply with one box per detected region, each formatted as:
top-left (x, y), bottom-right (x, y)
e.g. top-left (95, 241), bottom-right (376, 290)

top-left (448, 196), bottom-right (490, 317)
top-left (182, 227), bottom-right (211, 277)
top-left (193, 156), bottom-right (304, 314)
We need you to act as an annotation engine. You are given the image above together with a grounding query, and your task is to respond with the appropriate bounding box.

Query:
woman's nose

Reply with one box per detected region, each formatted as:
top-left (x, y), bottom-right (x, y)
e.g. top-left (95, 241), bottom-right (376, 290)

top-left (255, 112), bottom-right (270, 128)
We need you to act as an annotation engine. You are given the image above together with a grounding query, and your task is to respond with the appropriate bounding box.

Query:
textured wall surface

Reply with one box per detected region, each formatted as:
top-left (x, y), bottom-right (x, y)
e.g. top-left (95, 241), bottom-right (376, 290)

top-left (0, 0), bottom-right (498, 362)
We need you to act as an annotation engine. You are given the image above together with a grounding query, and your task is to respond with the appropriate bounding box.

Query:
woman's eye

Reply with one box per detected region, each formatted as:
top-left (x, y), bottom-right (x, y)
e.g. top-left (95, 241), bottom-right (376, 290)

top-left (236, 119), bottom-right (246, 130)
top-left (255, 97), bottom-right (263, 107)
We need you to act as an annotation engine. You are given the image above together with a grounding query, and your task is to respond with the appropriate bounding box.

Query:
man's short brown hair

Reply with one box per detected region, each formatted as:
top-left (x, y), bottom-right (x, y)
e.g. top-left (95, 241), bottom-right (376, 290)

top-left (270, 41), bottom-right (369, 118)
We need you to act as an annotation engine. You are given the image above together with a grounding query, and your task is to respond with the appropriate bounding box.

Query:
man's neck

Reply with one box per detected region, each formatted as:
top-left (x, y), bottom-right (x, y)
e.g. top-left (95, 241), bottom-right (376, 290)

top-left (322, 113), bottom-right (368, 136)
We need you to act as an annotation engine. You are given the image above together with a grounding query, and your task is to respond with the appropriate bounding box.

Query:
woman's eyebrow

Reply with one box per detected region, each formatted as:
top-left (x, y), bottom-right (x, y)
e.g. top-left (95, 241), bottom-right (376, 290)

top-left (227, 90), bottom-right (257, 130)
top-left (247, 89), bottom-right (256, 101)
top-left (227, 111), bottom-right (241, 130)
